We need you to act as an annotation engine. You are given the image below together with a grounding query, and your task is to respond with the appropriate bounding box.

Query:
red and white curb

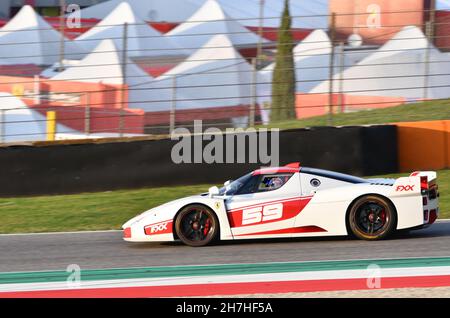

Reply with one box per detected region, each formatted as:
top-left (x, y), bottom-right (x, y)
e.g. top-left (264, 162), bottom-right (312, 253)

top-left (1, 266), bottom-right (450, 297)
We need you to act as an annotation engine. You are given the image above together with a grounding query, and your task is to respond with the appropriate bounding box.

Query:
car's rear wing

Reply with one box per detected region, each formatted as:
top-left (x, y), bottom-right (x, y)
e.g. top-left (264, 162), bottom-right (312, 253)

top-left (410, 171), bottom-right (439, 199)
top-left (409, 171), bottom-right (437, 184)
top-left (392, 171), bottom-right (438, 197)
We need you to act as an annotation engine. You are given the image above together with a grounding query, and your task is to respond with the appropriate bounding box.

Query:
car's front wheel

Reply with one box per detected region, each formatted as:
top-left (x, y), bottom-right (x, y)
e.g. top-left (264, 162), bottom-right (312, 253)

top-left (175, 204), bottom-right (219, 247)
top-left (348, 195), bottom-right (397, 240)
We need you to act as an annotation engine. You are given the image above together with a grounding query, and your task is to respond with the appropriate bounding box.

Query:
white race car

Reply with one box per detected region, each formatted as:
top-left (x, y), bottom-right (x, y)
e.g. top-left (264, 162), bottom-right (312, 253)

top-left (122, 163), bottom-right (439, 247)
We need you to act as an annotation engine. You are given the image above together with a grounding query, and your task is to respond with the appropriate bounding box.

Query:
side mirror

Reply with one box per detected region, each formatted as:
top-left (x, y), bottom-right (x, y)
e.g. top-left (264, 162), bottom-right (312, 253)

top-left (208, 186), bottom-right (220, 198)
top-left (224, 180), bottom-right (232, 187)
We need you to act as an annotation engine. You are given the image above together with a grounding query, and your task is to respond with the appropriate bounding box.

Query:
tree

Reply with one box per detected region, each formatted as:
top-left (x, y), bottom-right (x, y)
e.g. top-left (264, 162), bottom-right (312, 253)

top-left (271, 0), bottom-right (296, 121)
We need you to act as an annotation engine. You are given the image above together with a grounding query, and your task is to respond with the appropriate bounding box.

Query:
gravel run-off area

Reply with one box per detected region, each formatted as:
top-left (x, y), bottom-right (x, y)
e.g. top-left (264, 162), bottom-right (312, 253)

top-left (206, 287), bottom-right (450, 298)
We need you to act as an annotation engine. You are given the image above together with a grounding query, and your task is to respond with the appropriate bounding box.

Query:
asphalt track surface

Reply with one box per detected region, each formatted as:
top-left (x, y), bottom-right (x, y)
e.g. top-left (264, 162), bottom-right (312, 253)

top-left (1, 221), bottom-right (450, 273)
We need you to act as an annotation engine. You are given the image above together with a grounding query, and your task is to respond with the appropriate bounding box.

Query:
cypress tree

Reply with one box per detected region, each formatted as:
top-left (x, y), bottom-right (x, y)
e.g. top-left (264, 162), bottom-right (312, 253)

top-left (271, 0), bottom-right (296, 121)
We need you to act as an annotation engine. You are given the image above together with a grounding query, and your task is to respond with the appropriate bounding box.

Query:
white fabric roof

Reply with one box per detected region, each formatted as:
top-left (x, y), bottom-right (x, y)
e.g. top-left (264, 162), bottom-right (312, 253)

top-left (52, 38), bottom-right (201, 112)
top-left (164, 0), bottom-right (267, 52)
top-left (161, 34), bottom-right (259, 109)
top-left (52, 39), bottom-right (158, 110)
top-left (137, 34), bottom-right (260, 112)
top-left (310, 26), bottom-right (450, 100)
top-left (0, 6), bottom-right (86, 65)
top-left (212, 0), bottom-right (329, 29)
top-left (437, 0), bottom-right (450, 9)
top-left (0, 93), bottom-right (78, 142)
top-left (76, 2), bottom-right (186, 57)
top-left (77, 0), bottom-right (201, 22)
top-left (40, 59), bottom-right (82, 78)
top-left (361, 26), bottom-right (429, 64)
top-left (77, 0), bottom-right (329, 29)
top-left (258, 29), bottom-right (332, 102)
top-left (257, 29), bottom-right (374, 105)
top-left (52, 39), bottom-right (153, 86)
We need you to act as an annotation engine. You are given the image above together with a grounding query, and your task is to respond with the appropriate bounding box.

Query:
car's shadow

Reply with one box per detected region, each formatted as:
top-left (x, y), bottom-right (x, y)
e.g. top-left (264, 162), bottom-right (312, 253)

top-left (126, 222), bottom-right (450, 249)
top-left (125, 235), bottom-right (350, 249)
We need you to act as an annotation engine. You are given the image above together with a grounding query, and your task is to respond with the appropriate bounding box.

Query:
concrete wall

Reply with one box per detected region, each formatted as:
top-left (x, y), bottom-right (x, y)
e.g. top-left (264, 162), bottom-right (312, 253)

top-left (0, 125), bottom-right (398, 196)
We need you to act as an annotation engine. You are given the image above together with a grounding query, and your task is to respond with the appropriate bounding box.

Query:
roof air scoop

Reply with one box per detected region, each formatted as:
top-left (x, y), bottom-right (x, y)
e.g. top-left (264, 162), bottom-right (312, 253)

top-left (285, 162), bottom-right (300, 169)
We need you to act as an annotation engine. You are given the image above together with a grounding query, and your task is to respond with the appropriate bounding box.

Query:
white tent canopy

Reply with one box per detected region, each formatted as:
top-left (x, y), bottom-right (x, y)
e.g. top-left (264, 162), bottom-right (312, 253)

top-left (126, 81), bottom-right (206, 112)
top-left (166, 0), bottom-right (267, 53)
top-left (258, 29), bottom-right (332, 103)
top-left (0, 93), bottom-right (78, 142)
top-left (212, 0), bottom-right (328, 29)
top-left (52, 39), bottom-right (157, 110)
top-left (40, 59), bottom-right (82, 78)
top-left (76, 2), bottom-right (186, 57)
top-left (77, 0), bottom-right (201, 22)
top-left (0, 5), bottom-right (86, 65)
top-left (361, 26), bottom-right (429, 64)
top-left (77, 0), bottom-right (329, 29)
top-left (52, 39), bottom-right (153, 85)
top-left (256, 29), bottom-right (374, 107)
top-left (52, 38), bottom-right (202, 112)
top-left (136, 34), bottom-right (260, 112)
top-left (310, 26), bottom-right (450, 100)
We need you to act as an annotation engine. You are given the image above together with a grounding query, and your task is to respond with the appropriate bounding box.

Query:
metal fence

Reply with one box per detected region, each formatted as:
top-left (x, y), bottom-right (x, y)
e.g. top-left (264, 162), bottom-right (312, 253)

top-left (0, 7), bottom-right (449, 143)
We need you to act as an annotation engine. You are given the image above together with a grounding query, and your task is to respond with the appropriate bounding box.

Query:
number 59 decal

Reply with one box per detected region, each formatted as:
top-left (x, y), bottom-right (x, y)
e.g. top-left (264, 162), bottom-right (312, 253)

top-left (242, 203), bottom-right (283, 225)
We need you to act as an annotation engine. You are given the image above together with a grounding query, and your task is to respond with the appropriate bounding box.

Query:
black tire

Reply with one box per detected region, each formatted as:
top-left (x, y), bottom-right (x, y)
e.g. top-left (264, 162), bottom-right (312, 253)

top-left (175, 204), bottom-right (219, 247)
top-left (348, 195), bottom-right (397, 240)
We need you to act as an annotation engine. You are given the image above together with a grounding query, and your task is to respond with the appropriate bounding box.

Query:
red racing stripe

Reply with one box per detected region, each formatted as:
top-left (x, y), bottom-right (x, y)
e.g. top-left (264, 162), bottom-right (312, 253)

top-left (227, 196), bottom-right (313, 213)
top-left (1, 275), bottom-right (450, 298)
top-left (144, 220), bottom-right (173, 236)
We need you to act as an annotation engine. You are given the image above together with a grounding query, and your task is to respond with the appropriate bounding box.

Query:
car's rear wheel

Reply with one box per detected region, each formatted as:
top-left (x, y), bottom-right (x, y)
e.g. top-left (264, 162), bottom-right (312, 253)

top-left (348, 195), bottom-right (396, 240)
top-left (175, 204), bottom-right (219, 247)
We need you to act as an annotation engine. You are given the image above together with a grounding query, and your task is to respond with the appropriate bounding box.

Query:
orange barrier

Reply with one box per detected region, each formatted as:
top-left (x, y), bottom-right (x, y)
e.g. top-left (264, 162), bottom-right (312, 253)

top-left (396, 120), bottom-right (450, 172)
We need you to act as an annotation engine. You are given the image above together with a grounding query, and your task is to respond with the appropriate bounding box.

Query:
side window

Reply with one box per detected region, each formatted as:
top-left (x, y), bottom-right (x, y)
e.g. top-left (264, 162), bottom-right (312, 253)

top-left (258, 174), bottom-right (291, 191)
top-left (236, 174), bottom-right (293, 195)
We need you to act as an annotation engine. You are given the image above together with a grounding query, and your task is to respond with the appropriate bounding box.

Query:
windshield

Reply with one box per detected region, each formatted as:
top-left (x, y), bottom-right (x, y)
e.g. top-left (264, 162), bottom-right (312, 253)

top-left (218, 172), bottom-right (293, 196)
top-left (219, 173), bottom-right (252, 196)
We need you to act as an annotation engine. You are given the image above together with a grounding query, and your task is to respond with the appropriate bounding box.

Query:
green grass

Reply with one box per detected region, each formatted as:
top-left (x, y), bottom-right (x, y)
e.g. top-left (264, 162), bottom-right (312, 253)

top-left (0, 170), bottom-right (448, 234)
top-left (261, 99), bottom-right (450, 130)
top-left (0, 185), bottom-right (209, 234)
